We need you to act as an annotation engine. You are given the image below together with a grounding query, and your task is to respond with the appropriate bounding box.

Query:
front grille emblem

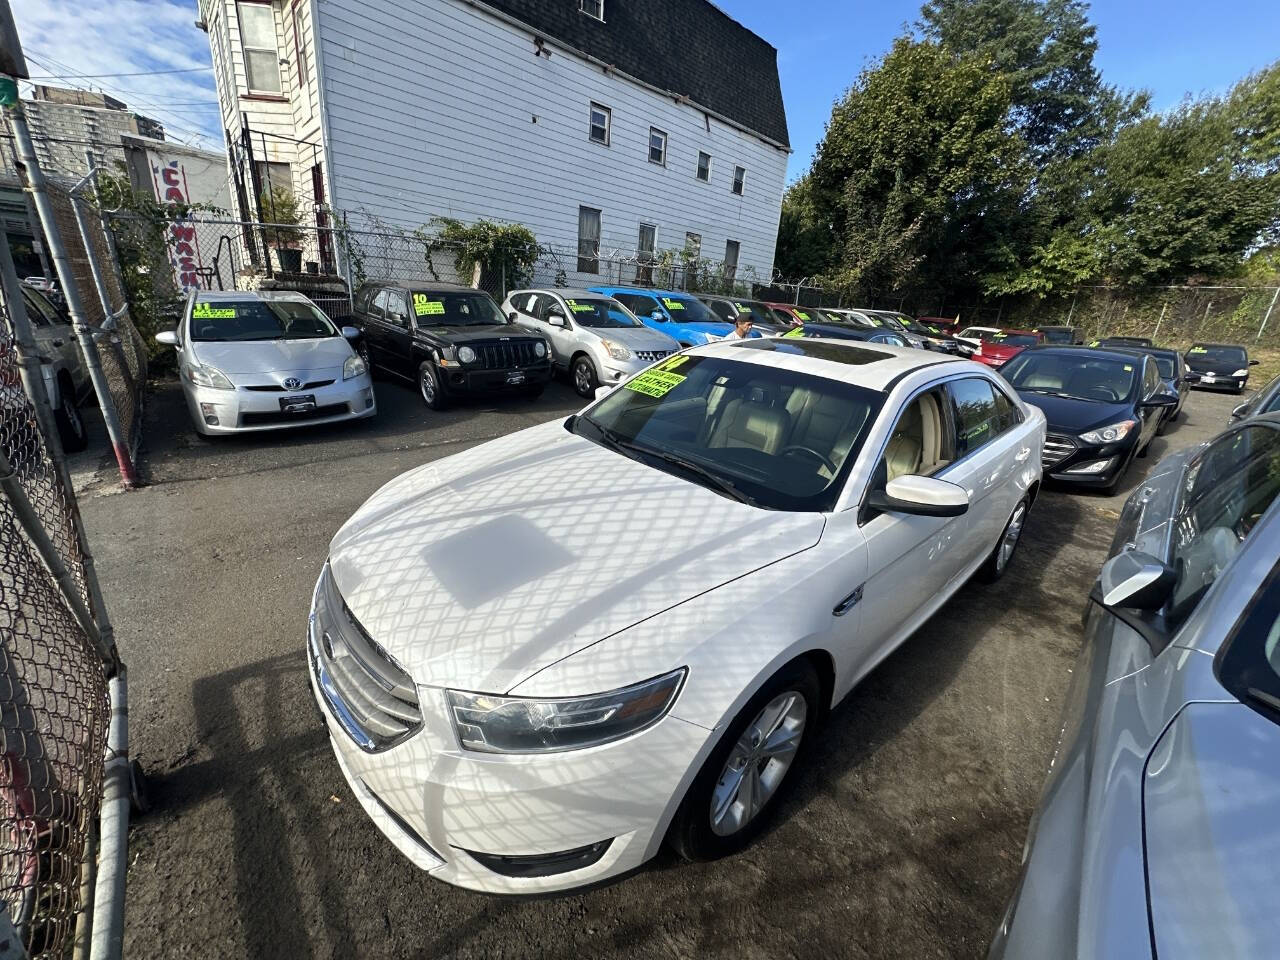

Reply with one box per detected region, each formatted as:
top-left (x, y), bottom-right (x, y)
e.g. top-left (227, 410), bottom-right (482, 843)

top-left (284, 377), bottom-right (302, 390)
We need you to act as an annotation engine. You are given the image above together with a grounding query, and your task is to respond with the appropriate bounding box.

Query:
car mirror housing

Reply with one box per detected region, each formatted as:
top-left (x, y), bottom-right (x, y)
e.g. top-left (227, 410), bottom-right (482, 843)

top-left (547, 313), bottom-right (567, 328)
top-left (1098, 551), bottom-right (1175, 611)
top-left (1183, 372), bottom-right (1202, 383)
top-left (594, 385), bottom-right (613, 401)
top-left (650, 310), bottom-right (667, 322)
top-left (1142, 392), bottom-right (1178, 408)
top-left (867, 475), bottom-right (969, 518)
top-left (507, 311), bottom-right (518, 322)
top-left (1249, 359), bottom-right (1260, 366)
top-left (155, 329), bottom-right (179, 346)
top-left (340, 325), bottom-right (360, 340)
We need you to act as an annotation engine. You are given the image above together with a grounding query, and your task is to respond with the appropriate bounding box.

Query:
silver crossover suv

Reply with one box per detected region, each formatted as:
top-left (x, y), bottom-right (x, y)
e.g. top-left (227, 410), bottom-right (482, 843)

top-left (991, 413), bottom-right (1280, 960)
top-left (502, 288), bottom-right (681, 397)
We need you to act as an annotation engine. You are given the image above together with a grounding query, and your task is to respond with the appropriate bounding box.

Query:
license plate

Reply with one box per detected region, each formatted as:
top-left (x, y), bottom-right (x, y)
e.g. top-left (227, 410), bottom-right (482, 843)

top-left (1202, 375), bottom-right (1215, 382)
top-left (506, 371), bottom-right (526, 385)
top-left (280, 394), bottom-right (316, 413)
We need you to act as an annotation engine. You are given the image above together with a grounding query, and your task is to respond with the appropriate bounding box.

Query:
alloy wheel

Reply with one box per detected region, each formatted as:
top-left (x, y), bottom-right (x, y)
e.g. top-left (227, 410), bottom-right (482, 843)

top-left (420, 368), bottom-right (436, 405)
top-left (64, 397), bottom-right (84, 440)
top-left (996, 501), bottom-right (1027, 573)
top-left (574, 360), bottom-right (593, 396)
top-left (709, 691), bottom-right (807, 837)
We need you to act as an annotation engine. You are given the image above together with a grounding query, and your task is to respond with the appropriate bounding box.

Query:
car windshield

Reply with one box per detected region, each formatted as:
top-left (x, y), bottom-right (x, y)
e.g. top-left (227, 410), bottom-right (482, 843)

top-left (659, 295), bottom-right (721, 325)
top-left (189, 299), bottom-right (337, 342)
top-left (960, 327), bottom-right (1000, 341)
top-left (1001, 352), bottom-right (1139, 403)
top-left (993, 334), bottom-right (1039, 347)
top-left (729, 302), bottom-right (783, 327)
top-left (562, 297), bottom-right (642, 329)
top-left (1189, 345), bottom-right (1247, 365)
top-left (574, 354), bottom-right (883, 511)
top-left (1040, 328), bottom-right (1074, 344)
top-left (410, 291), bottom-right (506, 327)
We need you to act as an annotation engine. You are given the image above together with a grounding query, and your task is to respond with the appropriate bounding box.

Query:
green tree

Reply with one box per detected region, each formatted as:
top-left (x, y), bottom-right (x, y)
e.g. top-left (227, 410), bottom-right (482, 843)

top-left (774, 175), bottom-right (832, 280)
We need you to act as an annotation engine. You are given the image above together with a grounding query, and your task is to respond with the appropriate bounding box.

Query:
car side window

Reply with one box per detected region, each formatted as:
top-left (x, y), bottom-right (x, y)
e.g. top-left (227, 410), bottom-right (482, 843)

top-left (991, 383), bottom-right (1021, 431)
top-left (20, 290), bottom-right (53, 327)
top-left (620, 294), bottom-right (659, 318)
top-left (384, 290), bottom-right (409, 329)
top-left (1168, 426), bottom-right (1280, 622)
top-left (369, 289), bottom-right (388, 321)
top-left (876, 388), bottom-right (955, 485)
top-left (1144, 360), bottom-right (1160, 397)
top-left (538, 295), bottom-right (565, 322)
top-left (520, 293), bottom-right (540, 315)
top-left (353, 287), bottom-right (373, 315)
top-left (947, 377), bottom-right (1009, 456)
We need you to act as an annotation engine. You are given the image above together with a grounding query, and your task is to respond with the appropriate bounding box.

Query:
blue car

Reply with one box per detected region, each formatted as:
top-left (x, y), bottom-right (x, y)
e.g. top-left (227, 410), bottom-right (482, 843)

top-left (588, 286), bottom-right (749, 346)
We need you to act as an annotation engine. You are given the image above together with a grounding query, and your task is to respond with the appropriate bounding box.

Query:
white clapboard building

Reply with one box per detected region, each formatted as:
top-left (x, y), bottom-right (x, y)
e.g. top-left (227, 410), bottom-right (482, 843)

top-left (198, 0), bottom-right (791, 283)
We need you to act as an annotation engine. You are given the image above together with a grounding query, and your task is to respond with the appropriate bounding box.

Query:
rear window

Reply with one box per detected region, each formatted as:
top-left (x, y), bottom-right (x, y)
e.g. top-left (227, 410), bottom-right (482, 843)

top-left (1040, 328), bottom-right (1074, 344)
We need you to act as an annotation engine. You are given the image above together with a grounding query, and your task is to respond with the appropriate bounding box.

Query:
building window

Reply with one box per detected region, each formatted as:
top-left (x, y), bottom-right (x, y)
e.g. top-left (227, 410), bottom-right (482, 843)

top-left (238, 2), bottom-right (282, 95)
top-left (636, 223), bottom-right (656, 284)
top-left (724, 240), bottom-right (740, 282)
top-left (579, 0), bottom-right (605, 21)
top-left (256, 161), bottom-right (291, 196)
top-left (589, 103), bottom-right (610, 146)
top-left (648, 128), bottom-right (667, 166)
top-left (578, 206), bottom-right (602, 274)
top-left (696, 151), bottom-right (711, 182)
top-left (732, 166), bottom-right (746, 195)
top-left (291, 0), bottom-right (308, 89)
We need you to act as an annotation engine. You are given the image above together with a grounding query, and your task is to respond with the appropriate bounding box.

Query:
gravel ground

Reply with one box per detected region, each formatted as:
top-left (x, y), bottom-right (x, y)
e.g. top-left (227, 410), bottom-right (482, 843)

top-left (74, 374), bottom-right (1242, 960)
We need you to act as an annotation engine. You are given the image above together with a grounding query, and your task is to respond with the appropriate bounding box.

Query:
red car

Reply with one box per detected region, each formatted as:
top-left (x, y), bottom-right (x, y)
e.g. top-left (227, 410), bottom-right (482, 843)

top-left (973, 329), bottom-right (1044, 368)
top-left (918, 316), bottom-right (961, 334)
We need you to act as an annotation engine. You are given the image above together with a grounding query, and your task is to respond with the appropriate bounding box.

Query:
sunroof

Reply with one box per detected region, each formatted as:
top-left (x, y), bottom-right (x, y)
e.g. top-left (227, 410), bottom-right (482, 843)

top-left (735, 338), bottom-right (889, 365)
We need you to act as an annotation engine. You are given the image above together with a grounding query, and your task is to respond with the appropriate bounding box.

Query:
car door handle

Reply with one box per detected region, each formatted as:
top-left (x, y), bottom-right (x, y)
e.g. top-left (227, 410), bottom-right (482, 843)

top-left (833, 584), bottom-right (864, 617)
top-left (1014, 447), bottom-right (1031, 463)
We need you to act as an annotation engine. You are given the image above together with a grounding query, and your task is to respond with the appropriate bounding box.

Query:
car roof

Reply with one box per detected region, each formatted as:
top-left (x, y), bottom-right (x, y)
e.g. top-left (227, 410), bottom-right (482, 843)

top-left (1021, 344), bottom-right (1152, 363)
top-left (1191, 341), bottom-right (1246, 349)
top-left (999, 328), bottom-right (1039, 336)
top-left (510, 287), bottom-right (615, 299)
top-left (685, 337), bottom-right (965, 389)
top-left (194, 290), bottom-right (313, 304)
top-left (588, 285), bottom-right (701, 299)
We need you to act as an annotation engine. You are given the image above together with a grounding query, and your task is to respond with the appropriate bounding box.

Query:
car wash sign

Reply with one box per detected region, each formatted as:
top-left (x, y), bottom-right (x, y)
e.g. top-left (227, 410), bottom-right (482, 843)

top-left (151, 157), bottom-right (204, 295)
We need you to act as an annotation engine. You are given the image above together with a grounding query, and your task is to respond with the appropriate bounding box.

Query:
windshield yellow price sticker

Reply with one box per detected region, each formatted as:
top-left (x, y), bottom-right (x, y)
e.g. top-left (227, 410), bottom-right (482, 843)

top-left (193, 303), bottom-right (236, 319)
top-left (1189, 347), bottom-right (1208, 354)
top-left (794, 311), bottom-right (810, 321)
top-left (735, 303), bottom-right (749, 313)
top-left (565, 299), bottom-right (594, 313)
top-left (413, 294), bottom-right (444, 316)
top-left (659, 355), bottom-right (689, 371)
top-left (625, 369), bottom-right (686, 398)
top-left (662, 298), bottom-right (685, 311)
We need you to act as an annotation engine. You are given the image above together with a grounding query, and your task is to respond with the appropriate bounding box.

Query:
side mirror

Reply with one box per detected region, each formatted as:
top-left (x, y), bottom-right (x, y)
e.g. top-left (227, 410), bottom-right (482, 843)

top-left (1142, 392), bottom-right (1178, 409)
top-left (594, 385), bottom-right (613, 401)
top-left (1097, 551), bottom-right (1175, 610)
top-left (1230, 402), bottom-right (1249, 421)
top-left (340, 325), bottom-right (359, 340)
top-left (507, 311), bottom-right (518, 322)
top-left (155, 329), bottom-right (179, 346)
top-left (650, 310), bottom-right (667, 322)
top-left (1183, 372), bottom-right (1202, 383)
top-left (866, 475), bottom-right (969, 518)
top-left (1249, 359), bottom-right (1260, 366)
top-left (547, 312), bottom-right (567, 328)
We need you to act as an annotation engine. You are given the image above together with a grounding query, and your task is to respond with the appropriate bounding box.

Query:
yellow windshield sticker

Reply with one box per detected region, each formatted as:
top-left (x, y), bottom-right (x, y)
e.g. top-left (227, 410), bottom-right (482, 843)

top-left (795, 311), bottom-right (810, 321)
top-left (659, 355), bottom-right (689, 371)
top-left (565, 299), bottom-right (594, 313)
top-left (193, 303), bottom-right (235, 319)
top-left (413, 294), bottom-right (444, 316)
top-left (783, 327), bottom-right (806, 338)
top-left (1188, 346), bottom-right (1208, 354)
top-left (662, 297), bottom-right (685, 311)
top-left (1089, 339), bottom-right (1101, 347)
top-left (1123, 364), bottom-right (1133, 371)
top-left (624, 369), bottom-right (686, 398)
top-left (734, 303), bottom-right (749, 313)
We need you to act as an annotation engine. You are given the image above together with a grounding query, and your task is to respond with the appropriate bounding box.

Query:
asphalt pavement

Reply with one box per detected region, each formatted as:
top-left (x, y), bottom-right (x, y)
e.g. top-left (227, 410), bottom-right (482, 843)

top-left (75, 372), bottom-right (1243, 959)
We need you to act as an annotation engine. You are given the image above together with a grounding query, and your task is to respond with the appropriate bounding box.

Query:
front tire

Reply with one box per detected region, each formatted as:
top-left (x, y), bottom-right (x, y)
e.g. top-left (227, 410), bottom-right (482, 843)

top-left (976, 495), bottom-right (1029, 583)
top-left (54, 388), bottom-right (88, 452)
top-left (571, 355), bottom-right (598, 398)
top-left (418, 362), bottom-right (449, 410)
top-left (668, 660), bottom-right (820, 862)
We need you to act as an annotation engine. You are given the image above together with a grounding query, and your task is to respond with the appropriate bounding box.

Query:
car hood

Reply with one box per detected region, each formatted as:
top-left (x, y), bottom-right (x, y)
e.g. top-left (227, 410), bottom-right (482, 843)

top-left (1015, 391), bottom-right (1134, 435)
top-left (581, 326), bottom-right (680, 351)
top-left (327, 420), bottom-right (825, 692)
top-left (1143, 702), bottom-right (1280, 960)
top-left (1185, 355), bottom-right (1247, 374)
top-left (981, 343), bottom-right (1029, 359)
top-left (420, 324), bottom-right (539, 343)
top-left (192, 336), bottom-right (353, 376)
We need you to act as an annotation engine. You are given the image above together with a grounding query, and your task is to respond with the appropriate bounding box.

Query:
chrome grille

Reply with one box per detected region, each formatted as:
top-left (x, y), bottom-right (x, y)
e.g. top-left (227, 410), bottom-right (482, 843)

top-left (635, 349), bottom-right (673, 363)
top-left (310, 566), bottom-right (421, 751)
top-left (1042, 434), bottom-right (1077, 469)
top-left (244, 379), bottom-right (336, 392)
top-left (472, 340), bottom-right (540, 370)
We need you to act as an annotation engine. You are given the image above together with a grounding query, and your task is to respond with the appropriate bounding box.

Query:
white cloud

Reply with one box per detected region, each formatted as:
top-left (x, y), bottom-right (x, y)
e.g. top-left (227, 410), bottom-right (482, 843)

top-left (11, 0), bottom-right (222, 148)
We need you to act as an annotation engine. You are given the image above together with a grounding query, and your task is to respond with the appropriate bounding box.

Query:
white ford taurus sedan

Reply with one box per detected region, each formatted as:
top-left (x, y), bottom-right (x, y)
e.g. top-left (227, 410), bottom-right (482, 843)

top-left (156, 290), bottom-right (375, 435)
top-left (307, 337), bottom-right (1045, 893)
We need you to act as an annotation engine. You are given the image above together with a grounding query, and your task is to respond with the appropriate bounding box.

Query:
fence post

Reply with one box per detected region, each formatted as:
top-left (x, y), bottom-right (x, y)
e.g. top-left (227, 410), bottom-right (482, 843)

top-left (1151, 302), bottom-right (1168, 342)
top-left (90, 667), bottom-right (130, 960)
top-left (1196, 300), bottom-right (1214, 341)
top-left (5, 100), bottom-right (140, 488)
top-left (1066, 291), bottom-right (1078, 325)
top-left (1258, 287), bottom-right (1280, 342)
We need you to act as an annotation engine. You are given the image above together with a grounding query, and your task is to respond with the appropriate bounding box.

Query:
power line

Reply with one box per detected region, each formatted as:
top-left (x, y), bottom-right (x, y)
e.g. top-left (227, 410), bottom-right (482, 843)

top-left (25, 66), bottom-right (213, 80)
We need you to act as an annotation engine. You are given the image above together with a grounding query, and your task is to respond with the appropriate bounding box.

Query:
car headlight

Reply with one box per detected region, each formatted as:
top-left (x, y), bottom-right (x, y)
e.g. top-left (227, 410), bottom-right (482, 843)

top-left (183, 362), bottom-right (234, 390)
top-left (601, 338), bottom-right (631, 361)
top-left (535, 340), bottom-right (548, 358)
top-left (446, 667), bottom-right (686, 754)
top-left (1232, 369), bottom-right (1248, 377)
top-left (457, 345), bottom-right (477, 364)
top-left (1080, 420), bottom-right (1137, 444)
top-left (343, 353), bottom-right (367, 380)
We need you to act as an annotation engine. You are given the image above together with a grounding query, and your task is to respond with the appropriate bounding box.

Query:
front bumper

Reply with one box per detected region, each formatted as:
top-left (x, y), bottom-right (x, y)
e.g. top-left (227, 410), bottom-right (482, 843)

top-left (185, 375), bottom-right (375, 434)
top-left (596, 351), bottom-right (676, 385)
top-left (1191, 373), bottom-right (1246, 391)
top-left (1041, 434), bottom-right (1135, 487)
top-left (438, 360), bottom-right (552, 396)
top-left (306, 599), bottom-right (709, 894)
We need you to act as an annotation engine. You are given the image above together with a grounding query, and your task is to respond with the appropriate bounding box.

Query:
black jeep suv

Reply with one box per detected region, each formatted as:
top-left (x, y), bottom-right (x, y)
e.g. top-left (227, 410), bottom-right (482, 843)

top-left (348, 283), bottom-right (552, 409)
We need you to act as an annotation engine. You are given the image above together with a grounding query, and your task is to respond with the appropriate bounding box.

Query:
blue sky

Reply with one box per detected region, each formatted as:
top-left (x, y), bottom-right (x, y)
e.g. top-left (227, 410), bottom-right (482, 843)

top-left (13, 0), bottom-right (1280, 182)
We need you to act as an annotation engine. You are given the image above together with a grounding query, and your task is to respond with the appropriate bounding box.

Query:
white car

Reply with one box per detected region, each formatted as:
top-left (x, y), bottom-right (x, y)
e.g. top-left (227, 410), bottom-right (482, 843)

top-left (954, 325), bottom-right (1004, 357)
top-left (307, 337), bottom-right (1045, 894)
top-left (156, 291), bottom-right (375, 435)
top-left (502, 288), bottom-right (681, 397)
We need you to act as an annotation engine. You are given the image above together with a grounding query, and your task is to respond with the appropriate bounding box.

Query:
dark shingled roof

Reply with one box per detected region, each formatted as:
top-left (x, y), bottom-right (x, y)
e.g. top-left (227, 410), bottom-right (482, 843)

top-left (478, 0), bottom-right (790, 148)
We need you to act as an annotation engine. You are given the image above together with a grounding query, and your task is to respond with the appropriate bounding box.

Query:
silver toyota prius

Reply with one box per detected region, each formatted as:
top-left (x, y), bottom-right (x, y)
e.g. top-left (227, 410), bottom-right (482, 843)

top-left (991, 412), bottom-right (1280, 959)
